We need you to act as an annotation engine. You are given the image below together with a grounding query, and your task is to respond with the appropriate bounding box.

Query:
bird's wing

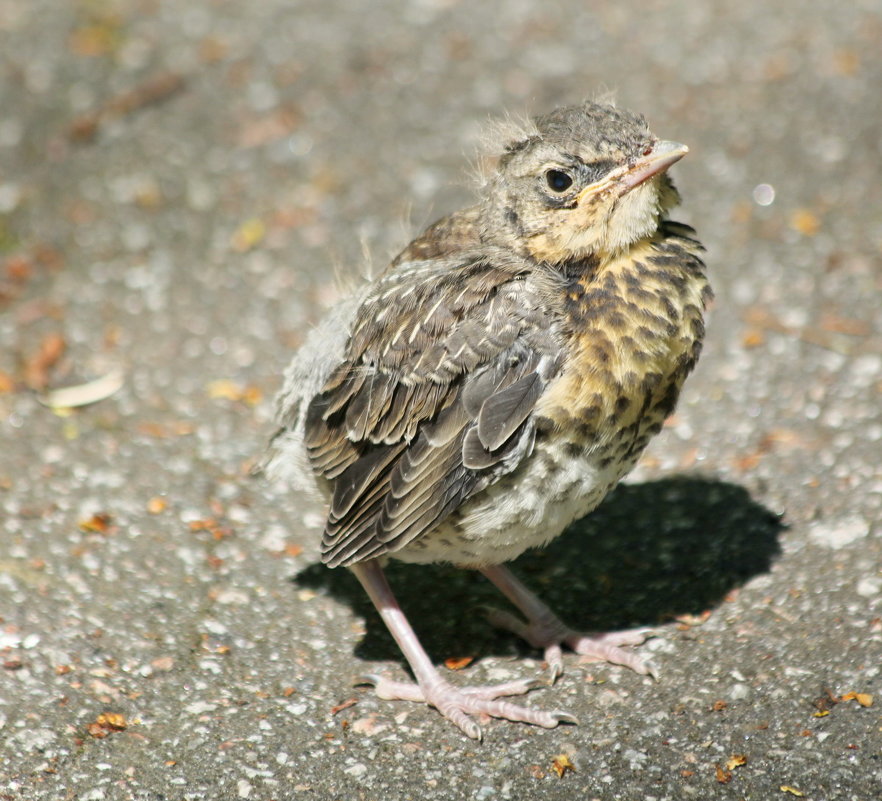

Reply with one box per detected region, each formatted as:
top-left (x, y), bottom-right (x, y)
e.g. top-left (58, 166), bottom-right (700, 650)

top-left (304, 247), bottom-right (562, 568)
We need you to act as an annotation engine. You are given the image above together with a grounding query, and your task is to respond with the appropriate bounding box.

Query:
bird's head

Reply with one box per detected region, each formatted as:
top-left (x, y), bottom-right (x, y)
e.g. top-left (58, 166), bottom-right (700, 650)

top-left (482, 102), bottom-right (686, 263)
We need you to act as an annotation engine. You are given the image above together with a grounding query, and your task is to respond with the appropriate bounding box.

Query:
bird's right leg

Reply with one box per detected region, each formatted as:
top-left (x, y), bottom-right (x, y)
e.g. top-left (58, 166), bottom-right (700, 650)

top-left (480, 564), bottom-right (655, 681)
top-left (350, 559), bottom-right (576, 740)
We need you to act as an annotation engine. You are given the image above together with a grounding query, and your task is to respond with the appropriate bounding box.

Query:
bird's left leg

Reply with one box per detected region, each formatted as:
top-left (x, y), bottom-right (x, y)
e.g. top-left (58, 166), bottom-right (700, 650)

top-left (480, 564), bottom-right (655, 682)
top-left (350, 559), bottom-right (576, 739)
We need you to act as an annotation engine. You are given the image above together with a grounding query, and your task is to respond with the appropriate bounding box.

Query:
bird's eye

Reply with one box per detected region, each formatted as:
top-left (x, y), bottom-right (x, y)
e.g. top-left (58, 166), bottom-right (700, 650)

top-left (545, 169), bottom-right (574, 193)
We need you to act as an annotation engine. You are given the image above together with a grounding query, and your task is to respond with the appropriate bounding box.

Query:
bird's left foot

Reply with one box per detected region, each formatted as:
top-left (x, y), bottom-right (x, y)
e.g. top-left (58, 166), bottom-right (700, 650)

top-left (357, 673), bottom-right (577, 740)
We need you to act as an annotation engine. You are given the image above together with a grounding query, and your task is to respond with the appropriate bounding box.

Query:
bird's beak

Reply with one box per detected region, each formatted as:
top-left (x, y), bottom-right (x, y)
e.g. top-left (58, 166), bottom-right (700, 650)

top-left (575, 140), bottom-right (689, 205)
top-left (619, 141), bottom-right (689, 191)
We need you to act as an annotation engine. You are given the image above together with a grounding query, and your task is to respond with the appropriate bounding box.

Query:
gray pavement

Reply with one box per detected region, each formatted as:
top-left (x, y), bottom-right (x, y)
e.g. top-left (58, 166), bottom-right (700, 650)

top-left (1, 1), bottom-right (880, 799)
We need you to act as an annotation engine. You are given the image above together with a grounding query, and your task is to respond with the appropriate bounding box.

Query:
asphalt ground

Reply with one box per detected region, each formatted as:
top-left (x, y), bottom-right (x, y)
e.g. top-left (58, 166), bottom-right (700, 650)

top-left (1, 1), bottom-right (880, 799)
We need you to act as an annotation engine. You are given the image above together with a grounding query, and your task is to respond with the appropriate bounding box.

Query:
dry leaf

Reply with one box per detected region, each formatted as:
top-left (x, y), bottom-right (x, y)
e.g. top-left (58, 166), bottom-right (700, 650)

top-left (137, 421), bottom-right (195, 438)
top-left (39, 369), bottom-right (124, 409)
top-left (841, 691), bottom-right (873, 707)
top-left (206, 379), bottom-right (263, 405)
top-left (87, 711), bottom-right (128, 737)
top-left (147, 497), bottom-right (167, 514)
top-left (674, 611), bottom-right (711, 627)
top-left (231, 218), bottom-right (266, 252)
top-left (812, 688), bottom-right (839, 713)
top-left (715, 764), bottom-right (732, 784)
top-left (79, 513), bottom-right (113, 534)
top-left (790, 208), bottom-right (820, 236)
top-left (742, 328), bottom-right (765, 348)
top-left (69, 72), bottom-right (185, 142)
top-left (24, 333), bottom-right (66, 391)
top-left (725, 754), bottom-right (747, 770)
top-left (97, 712), bottom-right (127, 730)
top-left (551, 754), bottom-right (575, 778)
top-left (443, 656), bottom-right (474, 671)
top-left (189, 518), bottom-right (231, 539)
top-left (780, 786), bottom-right (805, 797)
top-left (330, 697), bottom-right (358, 715)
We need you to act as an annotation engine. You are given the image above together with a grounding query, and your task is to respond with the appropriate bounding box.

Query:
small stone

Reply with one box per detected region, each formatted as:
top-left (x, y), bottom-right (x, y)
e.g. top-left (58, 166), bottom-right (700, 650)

top-left (808, 517), bottom-right (869, 549)
top-left (730, 683), bottom-right (752, 701)
top-left (856, 577), bottom-right (881, 598)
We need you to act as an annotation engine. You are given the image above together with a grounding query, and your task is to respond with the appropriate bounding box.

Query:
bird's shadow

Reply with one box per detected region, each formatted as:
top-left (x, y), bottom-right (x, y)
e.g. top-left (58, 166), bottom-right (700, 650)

top-left (293, 476), bottom-right (783, 665)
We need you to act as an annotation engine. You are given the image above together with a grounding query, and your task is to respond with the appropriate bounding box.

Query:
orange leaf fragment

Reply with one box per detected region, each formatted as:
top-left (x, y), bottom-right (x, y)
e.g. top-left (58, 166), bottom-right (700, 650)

top-left (206, 379), bottom-right (263, 405)
top-left (330, 697), bottom-right (358, 715)
top-left (97, 712), bottom-right (127, 730)
top-left (78, 513), bottom-right (113, 534)
top-left (443, 656), bottom-right (474, 671)
top-left (841, 691), bottom-right (873, 707)
top-left (188, 518), bottom-right (231, 539)
top-left (87, 711), bottom-right (128, 737)
top-left (725, 754), bottom-right (747, 771)
top-left (147, 496), bottom-right (167, 514)
top-left (206, 379), bottom-right (243, 400)
top-left (715, 764), bottom-right (732, 784)
top-left (742, 328), bottom-right (765, 348)
top-left (790, 208), bottom-right (820, 236)
top-left (551, 754), bottom-right (575, 778)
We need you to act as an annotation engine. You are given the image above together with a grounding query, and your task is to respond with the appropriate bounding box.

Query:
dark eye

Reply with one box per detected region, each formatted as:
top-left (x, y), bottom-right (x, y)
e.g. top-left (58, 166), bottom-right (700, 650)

top-left (545, 169), bottom-right (574, 192)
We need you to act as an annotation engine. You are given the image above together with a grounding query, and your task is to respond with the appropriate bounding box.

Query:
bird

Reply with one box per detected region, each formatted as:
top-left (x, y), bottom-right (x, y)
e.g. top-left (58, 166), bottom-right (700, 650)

top-left (263, 100), bottom-right (712, 740)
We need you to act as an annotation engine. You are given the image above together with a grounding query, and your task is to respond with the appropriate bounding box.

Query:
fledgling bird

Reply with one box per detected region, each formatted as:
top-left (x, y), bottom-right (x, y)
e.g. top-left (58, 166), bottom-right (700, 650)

top-left (264, 100), bottom-right (711, 740)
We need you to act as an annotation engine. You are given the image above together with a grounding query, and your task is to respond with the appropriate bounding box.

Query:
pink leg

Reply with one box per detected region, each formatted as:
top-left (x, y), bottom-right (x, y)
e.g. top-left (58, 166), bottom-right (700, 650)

top-left (350, 559), bottom-right (577, 739)
top-left (480, 564), bottom-right (655, 681)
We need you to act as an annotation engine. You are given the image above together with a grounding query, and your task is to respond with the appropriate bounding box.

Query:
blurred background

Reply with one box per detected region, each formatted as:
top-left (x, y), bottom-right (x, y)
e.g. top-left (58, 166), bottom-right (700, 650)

top-left (1, 1), bottom-right (880, 799)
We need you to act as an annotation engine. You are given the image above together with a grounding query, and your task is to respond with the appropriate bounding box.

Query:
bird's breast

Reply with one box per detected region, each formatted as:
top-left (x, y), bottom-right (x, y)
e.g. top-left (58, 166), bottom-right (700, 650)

top-left (535, 233), bottom-right (710, 445)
